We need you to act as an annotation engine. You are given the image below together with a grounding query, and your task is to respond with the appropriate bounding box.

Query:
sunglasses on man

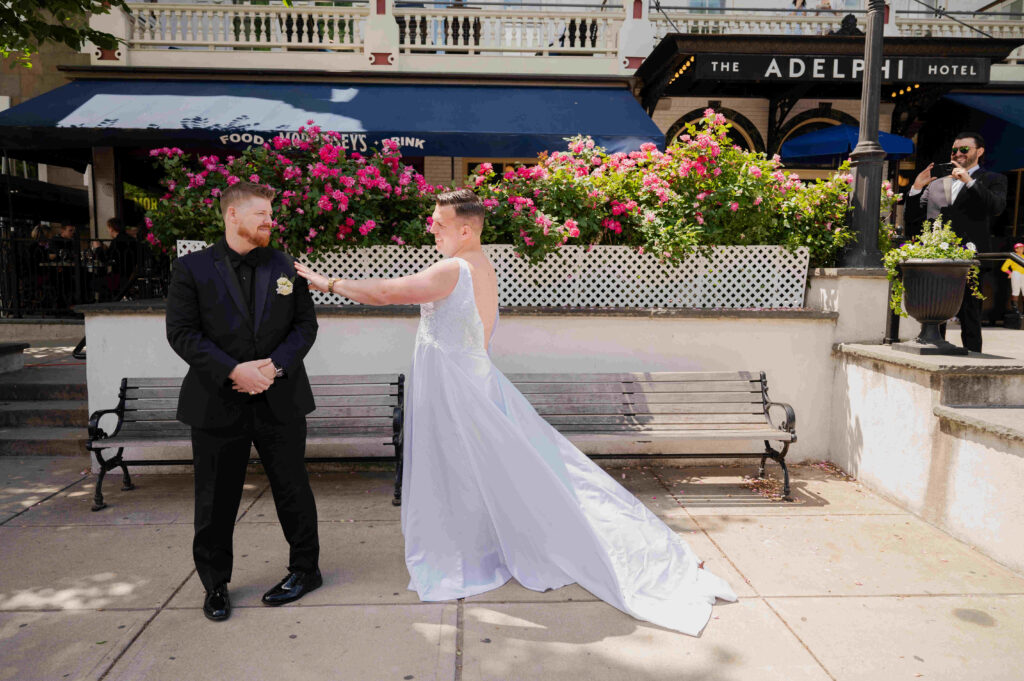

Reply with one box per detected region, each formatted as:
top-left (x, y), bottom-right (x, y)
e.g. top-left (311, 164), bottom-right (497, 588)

top-left (950, 146), bottom-right (974, 155)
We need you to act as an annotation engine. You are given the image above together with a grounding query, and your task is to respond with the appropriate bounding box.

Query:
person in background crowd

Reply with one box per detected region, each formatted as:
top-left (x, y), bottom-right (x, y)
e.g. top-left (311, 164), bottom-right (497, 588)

top-left (1002, 242), bottom-right (1024, 315)
top-left (106, 218), bottom-right (137, 299)
top-left (24, 225), bottom-right (53, 308)
top-left (48, 223), bottom-right (79, 310)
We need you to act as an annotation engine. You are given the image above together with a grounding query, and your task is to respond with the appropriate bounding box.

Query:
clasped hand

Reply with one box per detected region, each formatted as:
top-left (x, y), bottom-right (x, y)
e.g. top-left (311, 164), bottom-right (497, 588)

top-left (230, 359), bottom-right (276, 395)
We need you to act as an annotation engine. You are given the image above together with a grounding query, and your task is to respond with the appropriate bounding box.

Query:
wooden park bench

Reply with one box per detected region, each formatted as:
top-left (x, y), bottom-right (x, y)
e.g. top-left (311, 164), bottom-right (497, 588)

top-left (507, 370), bottom-right (797, 498)
top-left (86, 374), bottom-right (404, 511)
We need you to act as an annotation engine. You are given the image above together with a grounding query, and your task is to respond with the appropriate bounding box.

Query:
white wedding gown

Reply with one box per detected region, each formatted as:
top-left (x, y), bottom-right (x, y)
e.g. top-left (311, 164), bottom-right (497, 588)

top-left (401, 258), bottom-right (737, 635)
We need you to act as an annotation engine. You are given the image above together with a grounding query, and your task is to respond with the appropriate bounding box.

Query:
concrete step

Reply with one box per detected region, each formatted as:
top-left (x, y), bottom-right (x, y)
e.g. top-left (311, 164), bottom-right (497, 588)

top-left (0, 384), bottom-right (87, 401)
top-left (0, 364), bottom-right (88, 402)
top-left (0, 401), bottom-right (89, 428)
top-left (0, 427), bottom-right (89, 456)
top-left (933, 405), bottom-right (1024, 444)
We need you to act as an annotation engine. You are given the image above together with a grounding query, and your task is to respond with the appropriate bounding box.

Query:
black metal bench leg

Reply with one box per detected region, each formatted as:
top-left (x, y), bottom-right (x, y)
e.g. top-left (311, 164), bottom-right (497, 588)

top-left (778, 457), bottom-right (792, 501)
top-left (116, 449), bottom-right (134, 491)
top-left (763, 441), bottom-right (793, 501)
top-left (92, 450), bottom-right (109, 511)
top-left (392, 441), bottom-right (403, 507)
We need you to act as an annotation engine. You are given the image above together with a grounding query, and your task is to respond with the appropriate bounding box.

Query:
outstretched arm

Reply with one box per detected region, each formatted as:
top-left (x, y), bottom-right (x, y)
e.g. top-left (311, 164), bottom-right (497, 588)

top-left (296, 259), bottom-right (461, 306)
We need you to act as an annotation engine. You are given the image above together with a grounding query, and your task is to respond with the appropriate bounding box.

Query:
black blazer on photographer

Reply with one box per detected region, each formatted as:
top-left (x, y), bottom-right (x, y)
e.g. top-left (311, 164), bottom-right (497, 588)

top-left (166, 239), bottom-right (318, 428)
top-left (908, 169), bottom-right (1007, 253)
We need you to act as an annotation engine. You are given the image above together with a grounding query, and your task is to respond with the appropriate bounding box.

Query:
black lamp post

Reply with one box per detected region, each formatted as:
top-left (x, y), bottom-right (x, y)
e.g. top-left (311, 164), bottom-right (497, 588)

top-left (841, 0), bottom-right (887, 268)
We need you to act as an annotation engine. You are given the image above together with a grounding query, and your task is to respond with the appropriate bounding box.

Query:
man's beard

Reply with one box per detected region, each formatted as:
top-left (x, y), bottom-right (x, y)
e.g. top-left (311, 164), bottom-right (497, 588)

top-left (240, 222), bottom-right (271, 248)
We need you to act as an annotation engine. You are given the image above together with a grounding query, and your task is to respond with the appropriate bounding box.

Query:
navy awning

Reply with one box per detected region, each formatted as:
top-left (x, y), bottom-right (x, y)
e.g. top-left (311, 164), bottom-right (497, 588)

top-left (780, 124), bottom-right (914, 162)
top-left (0, 79), bottom-right (664, 160)
top-left (943, 93), bottom-right (1024, 172)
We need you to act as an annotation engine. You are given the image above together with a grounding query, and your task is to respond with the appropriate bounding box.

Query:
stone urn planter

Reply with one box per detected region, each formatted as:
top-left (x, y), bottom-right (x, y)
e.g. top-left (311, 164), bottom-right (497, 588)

top-left (894, 258), bottom-right (978, 356)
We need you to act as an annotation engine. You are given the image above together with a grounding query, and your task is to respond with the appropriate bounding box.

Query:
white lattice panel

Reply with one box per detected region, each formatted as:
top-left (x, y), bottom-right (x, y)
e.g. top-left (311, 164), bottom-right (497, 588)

top-left (176, 242), bottom-right (809, 308)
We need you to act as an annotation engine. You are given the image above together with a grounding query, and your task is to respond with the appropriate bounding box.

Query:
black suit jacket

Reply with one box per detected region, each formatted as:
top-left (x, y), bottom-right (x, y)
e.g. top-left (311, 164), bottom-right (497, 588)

top-left (907, 169), bottom-right (1007, 253)
top-left (166, 239), bottom-right (317, 428)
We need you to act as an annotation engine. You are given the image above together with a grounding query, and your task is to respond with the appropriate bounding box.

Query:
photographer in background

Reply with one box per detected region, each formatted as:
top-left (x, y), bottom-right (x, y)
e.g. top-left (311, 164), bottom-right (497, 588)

top-left (905, 132), bottom-right (1007, 353)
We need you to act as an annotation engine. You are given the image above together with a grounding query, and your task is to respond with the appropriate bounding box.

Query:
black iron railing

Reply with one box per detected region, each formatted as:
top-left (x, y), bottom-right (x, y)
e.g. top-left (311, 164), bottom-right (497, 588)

top-left (0, 234), bottom-right (170, 318)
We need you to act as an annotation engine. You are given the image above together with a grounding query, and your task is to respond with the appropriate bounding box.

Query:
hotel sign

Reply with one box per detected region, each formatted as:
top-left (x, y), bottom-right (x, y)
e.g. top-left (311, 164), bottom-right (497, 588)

top-left (695, 55), bottom-right (990, 83)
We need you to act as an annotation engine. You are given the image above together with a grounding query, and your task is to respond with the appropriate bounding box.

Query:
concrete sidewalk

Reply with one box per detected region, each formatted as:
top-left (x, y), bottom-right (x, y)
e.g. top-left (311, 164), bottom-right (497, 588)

top-left (1, 459), bottom-right (1022, 681)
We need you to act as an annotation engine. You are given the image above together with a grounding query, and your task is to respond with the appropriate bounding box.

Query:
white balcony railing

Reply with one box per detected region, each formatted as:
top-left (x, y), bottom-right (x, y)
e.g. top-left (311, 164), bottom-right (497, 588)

top-left (116, 3), bottom-right (1024, 66)
top-left (393, 8), bottom-right (620, 56)
top-left (127, 3), bottom-right (366, 51)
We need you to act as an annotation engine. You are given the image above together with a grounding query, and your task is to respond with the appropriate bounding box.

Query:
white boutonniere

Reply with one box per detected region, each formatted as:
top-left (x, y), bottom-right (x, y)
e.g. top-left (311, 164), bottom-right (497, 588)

top-left (276, 276), bottom-right (294, 296)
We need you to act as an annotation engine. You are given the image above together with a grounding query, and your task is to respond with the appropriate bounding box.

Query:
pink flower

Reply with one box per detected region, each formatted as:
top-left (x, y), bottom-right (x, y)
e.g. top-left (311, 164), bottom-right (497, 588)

top-left (601, 218), bottom-right (622, 234)
top-left (391, 235), bottom-right (405, 245)
top-left (483, 198), bottom-right (499, 209)
top-left (754, 196), bottom-right (763, 206)
top-left (167, 180), bottom-right (177, 192)
top-left (144, 217), bottom-right (154, 229)
top-left (358, 219), bottom-right (377, 236)
top-left (640, 142), bottom-right (657, 152)
top-left (227, 176), bottom-right (240, 186)
top-left (564, 218), bottom-right (580, 238)
top-left (730, 202), bottom-right (739, 212)
top-left (478, 162), bottom-right (493, 174)
top-left (749, 166), bottom-right (763, 178)
top-left (318, 195), bottom-right (334, 212)
top-left (249, 174), bottom-right (260, 183)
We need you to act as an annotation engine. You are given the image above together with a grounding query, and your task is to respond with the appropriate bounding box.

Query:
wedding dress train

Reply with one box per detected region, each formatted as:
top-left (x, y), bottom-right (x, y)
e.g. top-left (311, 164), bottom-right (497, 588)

top-left (401, 258), bottom-right (736, 635)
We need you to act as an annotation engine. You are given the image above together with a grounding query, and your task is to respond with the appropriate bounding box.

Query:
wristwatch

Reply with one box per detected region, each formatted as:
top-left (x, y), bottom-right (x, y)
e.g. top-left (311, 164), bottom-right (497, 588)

top-left (272, 361), bottom-right (286, 378)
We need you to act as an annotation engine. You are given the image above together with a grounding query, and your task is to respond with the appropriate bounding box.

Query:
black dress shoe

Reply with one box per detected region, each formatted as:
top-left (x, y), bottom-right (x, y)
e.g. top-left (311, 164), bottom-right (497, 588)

top-left (261, 569), bottom-right (323, 606)
top-left (203, 585), bottom-right (230, 622)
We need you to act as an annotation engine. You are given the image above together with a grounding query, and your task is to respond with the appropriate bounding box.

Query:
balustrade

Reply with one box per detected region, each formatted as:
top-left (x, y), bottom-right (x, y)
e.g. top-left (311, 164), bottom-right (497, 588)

top-left (128, 4), bottom-right (365, 50)
top-left (121, 3), bottom-right (1024, 64)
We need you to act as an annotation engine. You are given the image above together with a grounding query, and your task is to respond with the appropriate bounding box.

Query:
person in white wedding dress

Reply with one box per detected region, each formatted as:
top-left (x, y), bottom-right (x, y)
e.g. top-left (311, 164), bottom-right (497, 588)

top-left (295, 189), bottom-right (736, 636)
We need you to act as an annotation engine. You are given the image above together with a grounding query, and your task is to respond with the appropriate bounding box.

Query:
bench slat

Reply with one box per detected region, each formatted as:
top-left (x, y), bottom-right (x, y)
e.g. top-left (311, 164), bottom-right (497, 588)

top-left (558, 428), bottom-right (795, 440)
top-left (512, 381), bottom-right (761, 395)
top-left (124, 387), bottom-right (182, 399)
top-left (543, 413), bottom-right (768, 426)
top-left (309, 374), bottom-right (402, 386)
top-left (506, 372), bottom-right (762, 383)
top-left (126, 377), bottom-right (184, 388)
top-left (523, 392), bottom-right (761, 405)
top-left (533, 403), bottom-right (764, 416)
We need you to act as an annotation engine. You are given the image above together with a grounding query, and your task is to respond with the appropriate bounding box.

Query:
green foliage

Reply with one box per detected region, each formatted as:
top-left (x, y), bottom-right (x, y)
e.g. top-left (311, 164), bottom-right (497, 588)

top-left (882, 217), bottom-right (983, 316)
top-left (1, 1), bottom-right (130, 68)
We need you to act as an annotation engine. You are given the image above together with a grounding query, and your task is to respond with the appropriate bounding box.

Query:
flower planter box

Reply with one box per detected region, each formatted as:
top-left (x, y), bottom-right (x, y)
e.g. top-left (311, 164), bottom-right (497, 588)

top-left (177, 242), bottom-right (810, 309)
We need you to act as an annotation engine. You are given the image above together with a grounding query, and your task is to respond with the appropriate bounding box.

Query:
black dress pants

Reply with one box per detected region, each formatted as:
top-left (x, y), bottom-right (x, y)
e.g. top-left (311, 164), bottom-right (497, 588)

top-left (940, 281), bottom-right (983, 353)
top-left (191, 400), bottom-right (319, 592)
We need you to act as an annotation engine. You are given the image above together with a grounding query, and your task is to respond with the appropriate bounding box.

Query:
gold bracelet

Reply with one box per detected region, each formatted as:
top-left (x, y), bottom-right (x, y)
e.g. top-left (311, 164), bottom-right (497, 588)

top-left (327, 278), bottom-right (337, 295)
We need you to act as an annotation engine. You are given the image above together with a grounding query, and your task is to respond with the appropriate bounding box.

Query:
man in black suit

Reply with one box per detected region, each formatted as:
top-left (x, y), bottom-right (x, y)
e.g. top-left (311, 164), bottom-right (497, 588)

top-left (166, 182), bottom-right (321, 622)
top-left (906, 132), bottom-right (1007, 352)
